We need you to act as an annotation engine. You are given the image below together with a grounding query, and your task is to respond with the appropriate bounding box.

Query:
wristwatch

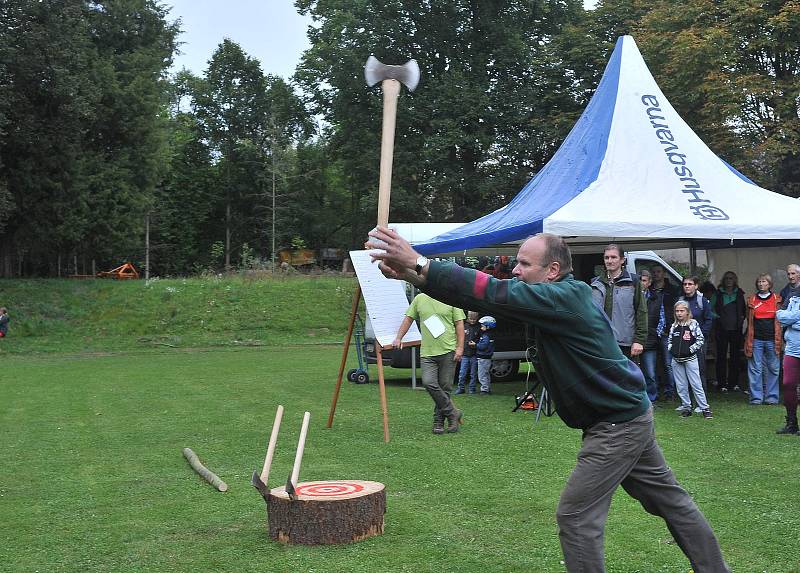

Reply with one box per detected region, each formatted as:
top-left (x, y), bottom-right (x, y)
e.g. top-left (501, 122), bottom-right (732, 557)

top-left (415, 255), bottom-right (429, 275)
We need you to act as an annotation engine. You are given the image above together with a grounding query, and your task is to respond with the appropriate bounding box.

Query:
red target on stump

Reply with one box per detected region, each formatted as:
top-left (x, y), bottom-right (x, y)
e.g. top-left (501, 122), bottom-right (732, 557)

top-left (294, 481), bottom-right (366, 497)
top-left (267, 480), bottom-right (385, 544)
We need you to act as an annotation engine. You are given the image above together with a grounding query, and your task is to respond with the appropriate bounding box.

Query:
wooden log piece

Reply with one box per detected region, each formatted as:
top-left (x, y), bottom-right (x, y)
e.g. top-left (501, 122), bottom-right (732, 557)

top-left (267, 480), bottom-right (385, 544)
top-left (182, 447), bottom-right (228, 492)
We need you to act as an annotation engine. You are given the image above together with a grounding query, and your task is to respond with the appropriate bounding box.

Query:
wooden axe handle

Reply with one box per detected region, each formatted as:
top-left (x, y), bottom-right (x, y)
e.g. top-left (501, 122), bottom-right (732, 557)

top-left (290, 411), bottom-right (311, 487)
top-left (377, 78), bottom-right (401, 228)
top-left (260, 404), bottom-right (284, 484)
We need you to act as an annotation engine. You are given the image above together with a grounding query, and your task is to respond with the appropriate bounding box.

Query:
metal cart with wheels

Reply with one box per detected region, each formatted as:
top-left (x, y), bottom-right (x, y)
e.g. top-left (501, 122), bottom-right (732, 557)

top-left (347, 314), bottom-right (370, 384)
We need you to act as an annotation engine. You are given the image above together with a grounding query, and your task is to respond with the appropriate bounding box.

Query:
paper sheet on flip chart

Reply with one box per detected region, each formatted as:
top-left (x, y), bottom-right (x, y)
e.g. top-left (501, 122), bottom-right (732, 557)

top-left (349, 250), bottom-right (421, 348)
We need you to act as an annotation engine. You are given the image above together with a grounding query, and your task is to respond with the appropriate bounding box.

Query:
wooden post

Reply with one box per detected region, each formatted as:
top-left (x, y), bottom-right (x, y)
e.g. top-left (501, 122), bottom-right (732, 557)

top-left (375, 345), bottom-right (390, 443)
top-left (327, 288), bottom-right (362, 428)
top-left (145, 212), bottom-right (150, 281)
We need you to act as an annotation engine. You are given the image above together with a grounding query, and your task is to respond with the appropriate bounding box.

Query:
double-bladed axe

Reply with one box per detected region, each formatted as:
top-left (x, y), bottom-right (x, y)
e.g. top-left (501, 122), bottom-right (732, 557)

top-left (364, 56), bottom-right (420, 227)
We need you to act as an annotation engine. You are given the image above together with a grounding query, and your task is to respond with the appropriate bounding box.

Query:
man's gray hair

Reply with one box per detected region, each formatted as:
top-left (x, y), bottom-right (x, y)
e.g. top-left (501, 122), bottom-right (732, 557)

top-left (788, 263), bottom-right (800, 273)
top-left (537, 233), bottom-right (573, 276)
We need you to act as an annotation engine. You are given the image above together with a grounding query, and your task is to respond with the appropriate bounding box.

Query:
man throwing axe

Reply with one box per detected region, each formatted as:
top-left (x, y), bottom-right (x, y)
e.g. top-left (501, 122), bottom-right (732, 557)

top-left (366, 228), bottom-right (730, 573)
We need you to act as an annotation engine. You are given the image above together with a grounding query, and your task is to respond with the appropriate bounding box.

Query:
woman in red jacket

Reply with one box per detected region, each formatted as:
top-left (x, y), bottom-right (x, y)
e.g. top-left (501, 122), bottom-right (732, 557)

top-left (744, 274), bottom-right (782, 405)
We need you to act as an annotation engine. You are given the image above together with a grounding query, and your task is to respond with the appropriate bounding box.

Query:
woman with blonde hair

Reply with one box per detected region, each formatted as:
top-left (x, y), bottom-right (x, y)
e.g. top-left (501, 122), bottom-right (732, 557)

top-left (744, 274), bottom-right (782, 405)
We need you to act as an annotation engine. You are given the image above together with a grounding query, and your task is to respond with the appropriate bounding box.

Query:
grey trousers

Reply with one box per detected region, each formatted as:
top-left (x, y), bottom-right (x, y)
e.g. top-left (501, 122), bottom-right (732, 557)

top-left (420, 352), bottom-right (457, 422)
top-left (556, 407), bottom-right (730, 573)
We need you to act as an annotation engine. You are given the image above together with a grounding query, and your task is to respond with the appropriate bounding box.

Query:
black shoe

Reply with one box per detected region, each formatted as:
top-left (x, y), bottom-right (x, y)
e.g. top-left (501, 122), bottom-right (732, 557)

top-left (680, 409), bottom-right (692, 417)
top-left (776, 425), bottom-right (799, 435)
top-left (702, 409), bottom-right (713, 420)
top-left (432, 421), bottom-right (444, 435)
top-left (454, 388), bottom-right (465, 395)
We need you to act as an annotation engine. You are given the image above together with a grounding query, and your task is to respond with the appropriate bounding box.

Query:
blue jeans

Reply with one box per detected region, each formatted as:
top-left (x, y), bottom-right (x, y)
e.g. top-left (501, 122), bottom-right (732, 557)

top-left (641, 349), bottom-right (659, 401)
top-left (747, 339), bottom-right (780, 404)
top-left (458, 355), bottom-right (478, 392)
top-left (659, 335), bottom-right (676, 396)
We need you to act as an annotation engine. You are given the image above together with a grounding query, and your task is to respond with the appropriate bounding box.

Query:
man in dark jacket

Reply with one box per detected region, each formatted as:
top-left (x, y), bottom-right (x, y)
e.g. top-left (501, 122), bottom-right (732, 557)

top-left (640, 270), bottom-right (665, 401)
top-left (779, 264), bottom-right (800, 309)
top-left (367, 227), bottom-right (729, 573)
top-left (651, 263), bottom-right (680, 396)
top-left (680, 276), bottom-right (714, 388)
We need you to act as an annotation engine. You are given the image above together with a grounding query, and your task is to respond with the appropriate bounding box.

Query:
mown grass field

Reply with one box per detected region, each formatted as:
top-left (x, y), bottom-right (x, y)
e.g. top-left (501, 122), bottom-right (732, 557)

top-left (2, 277), bottom-right (800, 573)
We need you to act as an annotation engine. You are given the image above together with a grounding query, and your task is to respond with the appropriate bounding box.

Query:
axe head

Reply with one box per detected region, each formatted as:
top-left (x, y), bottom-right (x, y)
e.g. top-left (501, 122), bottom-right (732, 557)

top-left (364, 56), bottom-right (420, 92)
top-left (251, 470), bottom-right (269, 501)
top-left (286, 473), bottom-right (298, 501)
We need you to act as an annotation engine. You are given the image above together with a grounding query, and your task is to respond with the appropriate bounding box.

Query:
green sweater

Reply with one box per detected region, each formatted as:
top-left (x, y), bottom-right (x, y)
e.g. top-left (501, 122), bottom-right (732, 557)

top-left (423, 261), bottom-right (650, 429)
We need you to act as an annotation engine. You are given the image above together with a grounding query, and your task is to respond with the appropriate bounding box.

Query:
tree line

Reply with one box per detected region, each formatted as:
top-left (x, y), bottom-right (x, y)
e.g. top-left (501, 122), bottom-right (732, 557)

top-left (1, 0), bottom-right (798, 277)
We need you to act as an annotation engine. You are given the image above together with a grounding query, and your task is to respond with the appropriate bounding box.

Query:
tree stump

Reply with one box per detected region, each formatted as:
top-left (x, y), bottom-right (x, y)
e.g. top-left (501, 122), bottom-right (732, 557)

top-left (266, 480), bottom-right (385, 544)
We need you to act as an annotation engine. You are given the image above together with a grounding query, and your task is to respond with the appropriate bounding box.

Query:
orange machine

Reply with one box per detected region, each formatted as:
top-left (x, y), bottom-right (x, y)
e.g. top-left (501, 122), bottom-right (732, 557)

top-left (97, 262), bottom-right (140, 280)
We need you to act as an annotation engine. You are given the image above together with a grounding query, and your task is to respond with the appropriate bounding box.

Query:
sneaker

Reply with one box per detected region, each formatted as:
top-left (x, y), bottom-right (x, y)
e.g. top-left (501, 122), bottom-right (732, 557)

top-left (702, 409), bottom-right (713, 419)
top-left (693, 406), bottom-right (702, 413)
top-left (480, 390), bottom-right (491, 396)
top-left (733, 385), bottom-right (741, 392)
top-left (680, 409), bottom-right (692, 417)
top-left (454, 388), bottom-right (465, 395)
top-left (720, 387), bottom-right (728, 393)
top-left (432, 421), bottom-right (444, 435)
top-left (674, 405), bottom-right (685, 411)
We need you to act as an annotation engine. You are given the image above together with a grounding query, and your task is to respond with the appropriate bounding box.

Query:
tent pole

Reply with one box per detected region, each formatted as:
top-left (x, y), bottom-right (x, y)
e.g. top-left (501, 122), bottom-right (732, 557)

top-left (689, 240), bottom-right (697, 275)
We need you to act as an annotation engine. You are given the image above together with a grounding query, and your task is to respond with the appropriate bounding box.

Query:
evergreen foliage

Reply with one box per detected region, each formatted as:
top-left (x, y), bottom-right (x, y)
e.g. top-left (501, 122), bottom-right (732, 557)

top-left (1, 1), bottom-right (799, 276)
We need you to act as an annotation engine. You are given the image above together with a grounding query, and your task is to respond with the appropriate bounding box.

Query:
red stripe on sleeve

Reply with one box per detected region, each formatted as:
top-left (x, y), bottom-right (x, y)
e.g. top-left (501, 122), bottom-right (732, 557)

top-left (473, 271), bottom-right (489, 299)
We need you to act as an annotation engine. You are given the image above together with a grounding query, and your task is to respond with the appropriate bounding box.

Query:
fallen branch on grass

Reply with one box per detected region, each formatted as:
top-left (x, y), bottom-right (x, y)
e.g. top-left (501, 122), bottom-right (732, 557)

top-left (182, 447), bottom-right (228, 492)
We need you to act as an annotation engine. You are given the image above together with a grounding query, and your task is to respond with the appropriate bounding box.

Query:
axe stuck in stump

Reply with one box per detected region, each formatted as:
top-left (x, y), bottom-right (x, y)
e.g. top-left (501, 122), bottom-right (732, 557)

top-left (251, 404), bottom-right (284, 500)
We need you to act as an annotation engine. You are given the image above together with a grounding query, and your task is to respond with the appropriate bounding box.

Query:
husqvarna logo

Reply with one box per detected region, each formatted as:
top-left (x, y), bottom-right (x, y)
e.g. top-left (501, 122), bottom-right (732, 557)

top-left (641, 95), bottom-right (729, 221)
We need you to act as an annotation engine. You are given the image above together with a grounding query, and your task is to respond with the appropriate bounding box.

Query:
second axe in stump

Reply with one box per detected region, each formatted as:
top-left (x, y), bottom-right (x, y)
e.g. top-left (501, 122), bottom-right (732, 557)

top-left (364, 56), bottom-right (420, 227)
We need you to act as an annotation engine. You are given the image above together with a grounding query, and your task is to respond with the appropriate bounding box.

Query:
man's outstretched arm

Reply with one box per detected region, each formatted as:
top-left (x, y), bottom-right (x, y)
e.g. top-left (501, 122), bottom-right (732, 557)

top-left (365, 227), bottom-right (428, 286)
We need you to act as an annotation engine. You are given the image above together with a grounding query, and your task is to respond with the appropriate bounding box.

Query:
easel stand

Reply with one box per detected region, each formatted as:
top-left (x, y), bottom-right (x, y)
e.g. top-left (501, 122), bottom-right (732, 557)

top-left (327, 287), bottom-right (395, 442)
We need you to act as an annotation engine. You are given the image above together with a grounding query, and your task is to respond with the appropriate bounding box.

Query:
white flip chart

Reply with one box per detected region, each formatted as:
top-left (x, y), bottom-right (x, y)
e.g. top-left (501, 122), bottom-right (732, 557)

top-left (349, 250), bottom-right (421, 348)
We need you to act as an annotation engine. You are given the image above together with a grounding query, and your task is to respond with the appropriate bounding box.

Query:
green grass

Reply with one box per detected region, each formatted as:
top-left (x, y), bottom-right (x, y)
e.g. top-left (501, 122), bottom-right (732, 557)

top-left (2, 277), bottom-right (800, 571)
top-left (0, 275), bottom-right (357, 354)
top-left (3, 346), bottom-right (800, 573)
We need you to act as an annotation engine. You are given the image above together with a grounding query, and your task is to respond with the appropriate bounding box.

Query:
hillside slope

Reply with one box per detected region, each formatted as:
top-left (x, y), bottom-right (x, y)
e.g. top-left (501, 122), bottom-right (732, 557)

top-left (0, 274), bottom-right (359, 354)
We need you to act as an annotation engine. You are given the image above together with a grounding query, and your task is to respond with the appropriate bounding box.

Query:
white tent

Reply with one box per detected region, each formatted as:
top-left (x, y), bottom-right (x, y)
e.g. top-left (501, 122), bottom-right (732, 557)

top-left (414, 36), bottom-right (800, 257)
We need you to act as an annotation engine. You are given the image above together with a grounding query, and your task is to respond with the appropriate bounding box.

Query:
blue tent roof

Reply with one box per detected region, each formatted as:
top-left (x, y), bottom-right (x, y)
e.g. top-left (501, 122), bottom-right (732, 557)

top-left (414, 38), bottom-right (623, 255)
top-left (414, 36), bottom-right (781, 255)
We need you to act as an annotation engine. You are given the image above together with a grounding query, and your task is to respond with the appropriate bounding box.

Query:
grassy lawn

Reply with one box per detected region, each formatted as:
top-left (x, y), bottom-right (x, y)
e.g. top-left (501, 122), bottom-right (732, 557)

top-left (4, 345), bottom-right (800, 573)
